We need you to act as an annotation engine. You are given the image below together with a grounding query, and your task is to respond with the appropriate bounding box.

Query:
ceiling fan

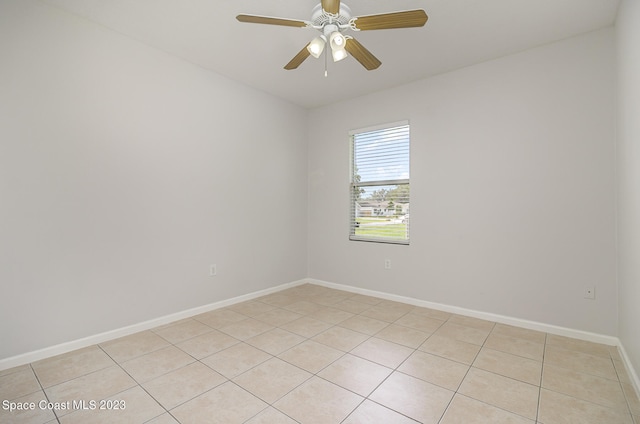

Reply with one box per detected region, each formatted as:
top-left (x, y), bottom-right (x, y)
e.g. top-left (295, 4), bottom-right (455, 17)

top-left (236, 0), bottom-right (428, 72)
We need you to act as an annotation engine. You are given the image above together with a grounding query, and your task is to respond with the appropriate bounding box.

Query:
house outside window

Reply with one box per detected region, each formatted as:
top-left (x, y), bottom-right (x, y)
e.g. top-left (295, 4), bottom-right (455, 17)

top-left (350, 121), bottom-right (410, 244)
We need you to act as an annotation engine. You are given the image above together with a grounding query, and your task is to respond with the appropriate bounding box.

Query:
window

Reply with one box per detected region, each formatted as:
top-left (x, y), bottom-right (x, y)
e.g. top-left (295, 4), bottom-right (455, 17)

top-left (350, 121), bottom-right (410, 244)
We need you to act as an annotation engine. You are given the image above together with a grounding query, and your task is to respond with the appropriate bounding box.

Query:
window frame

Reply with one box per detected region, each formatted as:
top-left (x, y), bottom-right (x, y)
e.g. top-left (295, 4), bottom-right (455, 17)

top-left (349, 120), bottom-right (410, 245)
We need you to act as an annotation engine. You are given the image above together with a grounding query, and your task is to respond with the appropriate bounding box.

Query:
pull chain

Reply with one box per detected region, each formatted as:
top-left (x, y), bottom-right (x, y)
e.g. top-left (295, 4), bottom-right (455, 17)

top-left (324, 47), bottom-right (328, 77)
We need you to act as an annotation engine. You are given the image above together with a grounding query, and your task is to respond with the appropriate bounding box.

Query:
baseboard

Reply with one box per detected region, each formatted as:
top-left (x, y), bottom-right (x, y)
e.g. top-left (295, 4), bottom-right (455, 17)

top-left (309, 278), bottom-right (640, 397)
top-left (618, 342), bottom-right (640, 401)
top-left (0, 279), bottom-right (307, 371)
top-left (308, 278), bottom-right (620, 345)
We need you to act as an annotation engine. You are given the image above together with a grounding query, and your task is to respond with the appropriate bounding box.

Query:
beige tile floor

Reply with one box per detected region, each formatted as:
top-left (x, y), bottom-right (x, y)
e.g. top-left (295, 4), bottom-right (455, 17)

top-left (1, 283), bottom-right (639, 424)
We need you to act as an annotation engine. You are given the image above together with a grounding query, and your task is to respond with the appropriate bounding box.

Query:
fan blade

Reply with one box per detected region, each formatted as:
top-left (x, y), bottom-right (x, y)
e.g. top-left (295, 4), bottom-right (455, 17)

top-left (345, 38), bottom-right (381, 70)
top-left (284, 44), bottom-right (311, 70)
top-left (352, 9), bottom-right (428, 31)
top-left (321, 0), bottom-right (341, 14)
top-left (236, 14), bottom-right (308, 28)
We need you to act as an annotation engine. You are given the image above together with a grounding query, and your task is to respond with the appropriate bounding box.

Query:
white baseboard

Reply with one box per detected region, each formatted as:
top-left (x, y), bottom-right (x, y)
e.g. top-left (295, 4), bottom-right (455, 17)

top-left (618, 342), bottom-right (640, 402)
top-left (309, 278), bottom-right (619, 345)
top-left (0, 279), bottom-right (307, 371)
top-left (308, 278), bottom-right (640, 397)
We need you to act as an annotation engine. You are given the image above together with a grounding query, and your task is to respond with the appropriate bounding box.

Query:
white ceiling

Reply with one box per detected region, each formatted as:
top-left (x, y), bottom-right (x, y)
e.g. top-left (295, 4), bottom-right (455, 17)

top-left (41, 0), bottom-right (620, 109)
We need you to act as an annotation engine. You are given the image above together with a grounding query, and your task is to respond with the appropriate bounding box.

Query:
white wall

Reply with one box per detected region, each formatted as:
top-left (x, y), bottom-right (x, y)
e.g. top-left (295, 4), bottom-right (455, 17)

top-left (616, 0), bottom-right (640, 376)
top-left (0, 1), bottom-right (308, 360)
top-left (0, 0), bottom-right (624, 365)
top-left (308, 28), bottom-right (617, 335)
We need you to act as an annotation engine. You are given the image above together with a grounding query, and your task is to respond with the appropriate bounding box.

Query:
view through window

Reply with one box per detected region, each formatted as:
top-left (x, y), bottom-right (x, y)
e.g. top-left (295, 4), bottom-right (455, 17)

top-left (350, 122), bottom-right (410, 244)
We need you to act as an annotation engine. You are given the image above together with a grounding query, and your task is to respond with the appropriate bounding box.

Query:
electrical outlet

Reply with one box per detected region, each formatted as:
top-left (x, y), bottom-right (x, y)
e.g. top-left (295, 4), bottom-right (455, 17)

top-left (584, 287), bottom-right (595, 299)
top-left (209, 264), bottom-right (217, 276)
top-left (384, 259), bottom-right (391, 269)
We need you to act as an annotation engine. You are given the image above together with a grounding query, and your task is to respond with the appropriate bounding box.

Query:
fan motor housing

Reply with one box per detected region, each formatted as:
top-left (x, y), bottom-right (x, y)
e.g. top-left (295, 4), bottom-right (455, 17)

top-left (310, 2), bottom-right (352, 27)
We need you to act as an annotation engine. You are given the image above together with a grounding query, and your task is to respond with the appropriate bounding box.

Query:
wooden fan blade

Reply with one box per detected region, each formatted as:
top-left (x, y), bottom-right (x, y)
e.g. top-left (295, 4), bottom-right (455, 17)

top-left (352, 9), bottom-right (428, 31)
top-left (236, 14), bottom-right (308, 28)
top-left (284, 44), bottom-right (311, 70)
top-left (345, 38), bottom-right (381, 70)
top-left (321, 0), bottom-right (341, 14)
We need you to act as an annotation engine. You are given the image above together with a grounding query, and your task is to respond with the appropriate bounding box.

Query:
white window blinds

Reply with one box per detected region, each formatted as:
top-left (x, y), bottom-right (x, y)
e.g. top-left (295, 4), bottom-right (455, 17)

top-left (350, 122), bottom-right (410, 244)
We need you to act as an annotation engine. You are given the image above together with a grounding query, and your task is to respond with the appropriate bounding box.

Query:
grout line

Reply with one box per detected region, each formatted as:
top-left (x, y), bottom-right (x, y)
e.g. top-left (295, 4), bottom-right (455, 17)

top-left (28, 363), bottom-right (61, 424)
top-left (434, 319), bottom-right (493, 423)
top-left (338, 396), bottom-right (368, 424)
top-left (535, 332), bottom-right (548, 423)
top-left (97, 344), bottom-right (170, 420)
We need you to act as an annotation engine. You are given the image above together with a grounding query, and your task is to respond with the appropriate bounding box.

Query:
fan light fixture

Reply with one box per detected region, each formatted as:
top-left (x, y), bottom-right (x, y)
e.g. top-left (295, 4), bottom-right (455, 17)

top-left (307, 36), bottom-right (326, 58)
top-left (329, 31), bottom-right (347, 62)
top-left (237, 0), bottom-right (429, 72)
